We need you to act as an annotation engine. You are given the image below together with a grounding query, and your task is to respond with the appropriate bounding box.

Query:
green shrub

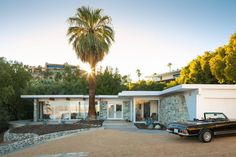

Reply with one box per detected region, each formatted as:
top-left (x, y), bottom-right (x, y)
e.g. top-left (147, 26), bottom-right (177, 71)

top-left (0, 106), bottom-right (9, 132)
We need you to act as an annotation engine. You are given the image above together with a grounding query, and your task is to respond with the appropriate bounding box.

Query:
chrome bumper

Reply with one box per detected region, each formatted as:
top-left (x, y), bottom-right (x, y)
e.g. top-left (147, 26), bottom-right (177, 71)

top-left (166, 129), bottom-right (190, 136)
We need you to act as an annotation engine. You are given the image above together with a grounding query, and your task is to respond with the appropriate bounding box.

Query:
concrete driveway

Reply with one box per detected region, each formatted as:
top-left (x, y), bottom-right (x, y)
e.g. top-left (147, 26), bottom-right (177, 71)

top-left (3, 128), bottom-right (236, 157)
top-left (103, 120), bottom-right (168, 135)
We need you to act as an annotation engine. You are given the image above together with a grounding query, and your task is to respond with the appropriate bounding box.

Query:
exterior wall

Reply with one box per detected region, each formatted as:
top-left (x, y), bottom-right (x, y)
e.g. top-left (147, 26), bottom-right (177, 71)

top-left (184, 90), bottom-right (197, 120)
top-left (99, 101), bottom-right (108, 120)
top-left (123, 101), bottom-right (131, 121)
top-left (161, 75), bottom-right (175, 81)
top-left (196, 88), bottom-right (236, 119)
top-left (159, 94), bottom-right (189, 126)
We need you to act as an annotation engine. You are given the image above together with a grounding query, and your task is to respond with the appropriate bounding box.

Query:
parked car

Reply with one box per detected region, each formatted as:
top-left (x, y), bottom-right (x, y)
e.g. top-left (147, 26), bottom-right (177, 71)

top-left (167, 112), bottom-right (236, 143)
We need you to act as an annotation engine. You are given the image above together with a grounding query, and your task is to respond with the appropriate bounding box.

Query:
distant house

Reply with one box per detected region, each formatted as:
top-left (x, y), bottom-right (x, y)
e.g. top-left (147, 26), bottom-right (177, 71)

top-left (22, 84), bottom-right (236, 126)
top-left (44, 62), bottom-right (79, 72)
top-left (29, 62), bottom-right (80, 79)
top-left (146, 70), bottom-right (181, 83)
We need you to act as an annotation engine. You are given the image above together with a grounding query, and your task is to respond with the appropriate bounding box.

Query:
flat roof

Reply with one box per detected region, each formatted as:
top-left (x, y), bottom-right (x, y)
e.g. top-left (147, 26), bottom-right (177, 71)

top-left (21, 95), bottom-right (119, 99)
top-left (21, 84), bottom-right (236, 99)
top-left (118, 91), bottom-right (161, 97)
top-left (159, 84), bottom-right (236, 95)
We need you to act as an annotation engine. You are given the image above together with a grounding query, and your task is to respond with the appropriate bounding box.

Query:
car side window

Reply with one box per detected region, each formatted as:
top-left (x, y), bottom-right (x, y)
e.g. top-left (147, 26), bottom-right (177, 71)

top-left (205, 113), bottom-right (227, 121)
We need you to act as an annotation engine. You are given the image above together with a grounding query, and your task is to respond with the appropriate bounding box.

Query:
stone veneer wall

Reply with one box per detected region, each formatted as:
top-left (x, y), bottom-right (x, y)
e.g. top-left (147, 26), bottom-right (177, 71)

top-left (99, 101), bottom-right (108, 120)
top-left (123, 101), bottom-right (131, 121)
top-left (159, 94), bottom-right (189, 126)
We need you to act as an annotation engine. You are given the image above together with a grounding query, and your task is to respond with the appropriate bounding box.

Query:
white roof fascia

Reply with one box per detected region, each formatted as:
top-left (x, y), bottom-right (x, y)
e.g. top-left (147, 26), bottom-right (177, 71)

top-left (21, 95), bottom-right (85, 99)
top-left (159, 84), bottom-right (236, 96)
top-left (118, 91), bottom-right (161, 97)
top-left (21, 84), bottom-right (236, 99)
top-left (181, 84), bottom-right (236, 90)
top-left (21, 95), bottom-right (119, 99)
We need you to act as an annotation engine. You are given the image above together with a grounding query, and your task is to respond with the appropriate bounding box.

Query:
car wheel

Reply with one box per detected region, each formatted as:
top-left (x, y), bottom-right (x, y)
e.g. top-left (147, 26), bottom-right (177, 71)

top-left (198, 129), bottom-right (213, 143)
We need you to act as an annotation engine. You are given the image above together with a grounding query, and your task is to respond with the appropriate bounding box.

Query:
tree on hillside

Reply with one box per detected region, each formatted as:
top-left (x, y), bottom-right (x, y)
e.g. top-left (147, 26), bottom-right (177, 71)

top-left (224, 33), bottom-right (236, 83)
top-left (67, 6), bottom-right (114, 119)
top-left (0, 58), bottom-right (32, 120)
top-left (209, 33), bottom-right (236, 83)
top-left (96, 67), bottom-right (128, 95)
top-left (168, 32), bottom-right (236, 87)
top-left (209, 47), bottom-right (227, 83)
top-left (177, 52), bottom-right (217, 84)
top-left (128, 80), bottom-right (166, 91)
top-left (25, 66), bottom-right (88, 95)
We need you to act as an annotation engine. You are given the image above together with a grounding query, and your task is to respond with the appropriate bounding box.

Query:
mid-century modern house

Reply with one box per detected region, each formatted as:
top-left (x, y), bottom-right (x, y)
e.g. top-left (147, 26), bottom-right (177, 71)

top-left (21, 84), bottom-right (236, 126)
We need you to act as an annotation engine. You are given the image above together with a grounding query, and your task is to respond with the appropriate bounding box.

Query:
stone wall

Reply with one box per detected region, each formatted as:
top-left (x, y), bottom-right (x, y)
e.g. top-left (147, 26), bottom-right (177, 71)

top-left (159, 94), bottom-right (189, 126)
top-left (99, 101), bottom-right (108, 120)
top-left (4, 130), bottom-right (38, 142)
top-left (123, 101), bottom-right (131, 121)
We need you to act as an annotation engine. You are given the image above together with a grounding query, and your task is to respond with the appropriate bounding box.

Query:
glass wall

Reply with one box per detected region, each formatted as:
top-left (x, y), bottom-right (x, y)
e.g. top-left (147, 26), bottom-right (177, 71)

top-left (135, 99), bottom-right (158, 121)
top-left (43, 102), bottom-right (70, 120)
top-left (42, 100), bottom-right (100, 120)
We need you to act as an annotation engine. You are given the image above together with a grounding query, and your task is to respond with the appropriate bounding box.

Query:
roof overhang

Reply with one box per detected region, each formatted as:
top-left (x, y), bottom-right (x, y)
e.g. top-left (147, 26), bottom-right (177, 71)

top-left (21, 84), bottom-right (236, 99)
top-left (158, 84), bottom-right (236, 96)
top-left (21, 95), bottom-right (119, 99)
top-left (118, 91), bottom-right (161, 97)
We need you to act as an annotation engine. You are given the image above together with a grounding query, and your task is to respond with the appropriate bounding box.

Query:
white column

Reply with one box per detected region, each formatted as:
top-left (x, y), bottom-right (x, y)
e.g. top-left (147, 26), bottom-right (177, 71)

top-left (97, 100), bottom-right (100, 119)
top-left (38, 102), bottom-right (43, 120)
top-left (157, 99), bottom-right (160, 121)
top-left (130, 100), bottom-right (132, 121)
top-left (83, 99), bottom-right (86, 118)
top-left (69, 101), bottom-right (71, 120)
top-left (133, 98), bottom-right (136, 122)
top-left (33, 99), bottom-right (38, 122)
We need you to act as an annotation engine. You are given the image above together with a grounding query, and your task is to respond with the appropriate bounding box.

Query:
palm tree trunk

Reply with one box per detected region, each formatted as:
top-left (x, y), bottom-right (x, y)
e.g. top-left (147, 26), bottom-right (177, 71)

top-left (88, 66), bottom-right (96, 119)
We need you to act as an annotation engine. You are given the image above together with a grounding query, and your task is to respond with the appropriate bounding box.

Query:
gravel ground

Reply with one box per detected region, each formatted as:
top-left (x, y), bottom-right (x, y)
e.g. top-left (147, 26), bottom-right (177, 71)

top-left (3, 129), bottom-right (236, 157)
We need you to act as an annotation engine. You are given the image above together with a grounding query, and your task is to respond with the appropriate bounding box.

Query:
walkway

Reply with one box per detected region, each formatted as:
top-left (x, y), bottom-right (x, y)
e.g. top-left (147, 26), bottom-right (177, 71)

top-left (103, 120), bottom-right (167, 134)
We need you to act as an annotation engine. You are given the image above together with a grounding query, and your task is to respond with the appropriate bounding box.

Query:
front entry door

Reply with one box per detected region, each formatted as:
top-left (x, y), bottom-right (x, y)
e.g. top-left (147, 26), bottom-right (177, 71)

top-left (108, 104), bottom-right (123, 119)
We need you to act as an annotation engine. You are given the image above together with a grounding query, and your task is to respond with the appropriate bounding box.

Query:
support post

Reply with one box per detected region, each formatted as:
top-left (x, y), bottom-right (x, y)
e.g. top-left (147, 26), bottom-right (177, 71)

top-left (130, 100), bottom-right (132, 122)
top-left (97, 100), bottom-right (100, 119)
top-left (33, 99), bottom-right (38, 122)
top-left (133, 98), bottom-right (136, 123)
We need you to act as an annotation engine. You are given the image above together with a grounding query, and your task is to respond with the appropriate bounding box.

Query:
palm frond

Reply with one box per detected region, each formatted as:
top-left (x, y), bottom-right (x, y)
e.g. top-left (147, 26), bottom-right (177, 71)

top-left (67, 6), bottom-right (115, 67)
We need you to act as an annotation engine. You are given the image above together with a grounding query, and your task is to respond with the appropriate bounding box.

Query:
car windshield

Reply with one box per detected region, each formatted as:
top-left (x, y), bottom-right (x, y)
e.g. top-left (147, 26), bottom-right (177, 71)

top-left (204, 113), bottom-right (227, 121)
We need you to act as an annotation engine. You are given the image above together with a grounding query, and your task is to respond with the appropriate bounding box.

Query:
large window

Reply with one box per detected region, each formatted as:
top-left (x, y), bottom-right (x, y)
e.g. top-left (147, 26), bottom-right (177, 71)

top-left (43, 101), bottom-right (87, 120)
top-left (41, 100), bottom-right (100, 120)
top-left (135, 99), bottom-right (158, 121)
top-left (70, 102), bottom-right (81, 119)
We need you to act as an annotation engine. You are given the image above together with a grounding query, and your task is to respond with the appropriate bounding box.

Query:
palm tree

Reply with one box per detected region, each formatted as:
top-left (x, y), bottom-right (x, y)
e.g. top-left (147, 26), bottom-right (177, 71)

top-left (167, 63), bottom-right (172, 72)
top-left (136, 69), bottom-right (141, 81)
top-left (67, 6), bottom-right (114, 119)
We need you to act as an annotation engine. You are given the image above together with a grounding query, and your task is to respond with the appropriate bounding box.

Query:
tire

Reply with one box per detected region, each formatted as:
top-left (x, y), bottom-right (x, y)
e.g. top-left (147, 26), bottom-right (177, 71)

top-left (198, 129), bottom-right (213, 143)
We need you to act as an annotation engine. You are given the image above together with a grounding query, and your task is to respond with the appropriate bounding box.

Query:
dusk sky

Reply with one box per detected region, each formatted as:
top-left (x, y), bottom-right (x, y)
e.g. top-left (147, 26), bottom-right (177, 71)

top-left (1, 0), bottom-right (236, 81)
